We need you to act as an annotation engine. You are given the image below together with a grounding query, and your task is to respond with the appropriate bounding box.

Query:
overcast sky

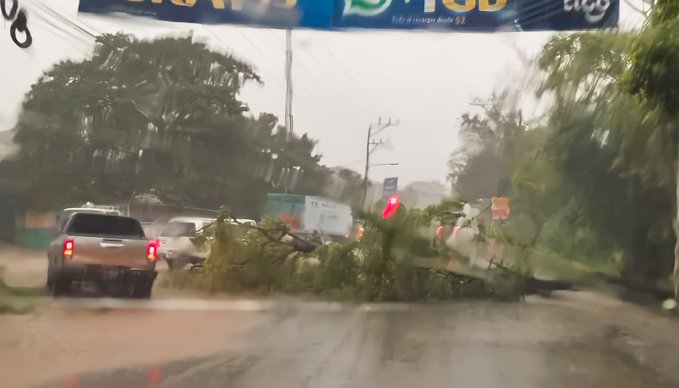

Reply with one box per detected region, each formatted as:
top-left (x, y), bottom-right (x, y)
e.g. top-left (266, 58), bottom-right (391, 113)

top-left (0, 0), bottom-right (645, 186)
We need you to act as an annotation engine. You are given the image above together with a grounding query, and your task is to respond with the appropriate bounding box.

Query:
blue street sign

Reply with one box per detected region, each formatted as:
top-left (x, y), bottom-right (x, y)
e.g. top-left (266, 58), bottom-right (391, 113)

top-left (383, 177), bottom-right (398, 194)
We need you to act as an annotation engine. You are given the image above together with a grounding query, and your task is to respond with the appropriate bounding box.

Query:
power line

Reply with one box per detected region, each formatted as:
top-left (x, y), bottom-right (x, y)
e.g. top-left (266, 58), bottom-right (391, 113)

top-left (32, 11), bottom-right (90, 45)
top-left (27, 1), bottom-right (100, 53)
top-left (238, 30), bottom-right (263, 54)
top-left (311, 35), bottom-right (391, 118)
top-left (204, 26), bottom-right (325, 102)
top-left (37, 2), bottom-right (98, 38)
top-left (29, 6), bottom-right (95, 50)
top-left (203, 25), bottom-right (263, 55)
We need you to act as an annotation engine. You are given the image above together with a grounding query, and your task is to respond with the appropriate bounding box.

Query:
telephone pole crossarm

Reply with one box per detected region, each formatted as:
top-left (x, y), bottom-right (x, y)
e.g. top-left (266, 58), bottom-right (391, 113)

top-left (361, 117), bottom-right (399, 208)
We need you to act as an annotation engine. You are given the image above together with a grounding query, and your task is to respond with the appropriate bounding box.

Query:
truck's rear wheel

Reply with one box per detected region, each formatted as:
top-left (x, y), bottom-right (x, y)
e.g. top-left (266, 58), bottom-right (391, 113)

top-left (50, 274), bottom-right (71, 297)
top-left (166, 258), bottom-right (184, 270)
top-left (166, 258), bottom-right (188, 271)
top-left (132, 279), bottom-right (153, 299)
top-left (46, 270), bottom-right (53, 289)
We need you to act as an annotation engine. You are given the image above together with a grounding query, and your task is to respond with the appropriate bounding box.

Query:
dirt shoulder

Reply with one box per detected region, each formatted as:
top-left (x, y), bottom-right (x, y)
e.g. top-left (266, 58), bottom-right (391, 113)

top-left (0, 244), bottom-right (47, 288)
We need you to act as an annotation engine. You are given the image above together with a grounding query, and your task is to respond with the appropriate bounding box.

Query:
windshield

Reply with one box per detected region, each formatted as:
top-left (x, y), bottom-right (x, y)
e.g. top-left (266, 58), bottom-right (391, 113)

top-left (3, 2), bottom-right (679, 388)
top-left (66, 214), bottom-right (145, 238)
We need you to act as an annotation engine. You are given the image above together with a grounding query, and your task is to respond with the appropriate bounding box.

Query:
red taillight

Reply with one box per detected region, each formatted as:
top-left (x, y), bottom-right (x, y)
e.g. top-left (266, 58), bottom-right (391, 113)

top-left (63, 238), bottom-right (74, 258)
top-left (452, 226), bottom-right (462, 240)
top-left (147, 241), bottom-right (158, 262)
top-left (436, 225), bottom-right (444, 239)
top-left (382, 194), bottom-right (400, 220)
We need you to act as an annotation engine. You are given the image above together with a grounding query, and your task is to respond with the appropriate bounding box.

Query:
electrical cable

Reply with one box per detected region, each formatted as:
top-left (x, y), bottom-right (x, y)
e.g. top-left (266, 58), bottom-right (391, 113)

top-left (36, 2), bottom-right (98, 38)
top-left (31, 8), bottom-right (93, 46)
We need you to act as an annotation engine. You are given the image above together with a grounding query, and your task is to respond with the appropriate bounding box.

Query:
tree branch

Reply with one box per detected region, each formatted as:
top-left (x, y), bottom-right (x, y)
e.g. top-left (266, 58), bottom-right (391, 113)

top-left (623, 0), bottom-right (650, 16)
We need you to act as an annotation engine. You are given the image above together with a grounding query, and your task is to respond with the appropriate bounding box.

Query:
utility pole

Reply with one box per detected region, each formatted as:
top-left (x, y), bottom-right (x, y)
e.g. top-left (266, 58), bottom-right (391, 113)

top-left (362, 117), bottom-right (399, 208)
top-left (284, 29), bottom-right (293, 193)
top-left (285, 29), bottom-right (293, 141)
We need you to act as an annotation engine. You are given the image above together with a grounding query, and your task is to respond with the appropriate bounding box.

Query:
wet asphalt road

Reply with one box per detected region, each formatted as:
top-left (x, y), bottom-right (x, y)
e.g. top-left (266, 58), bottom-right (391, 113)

top-left (40, 294), bottom-right (679, 388)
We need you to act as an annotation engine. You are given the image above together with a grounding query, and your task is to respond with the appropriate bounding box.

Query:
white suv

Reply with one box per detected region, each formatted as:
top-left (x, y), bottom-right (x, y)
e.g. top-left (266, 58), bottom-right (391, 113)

top-left (158, 217), bottom-right (257, 269)
top-left (158, 217), bottom-right (215, 270)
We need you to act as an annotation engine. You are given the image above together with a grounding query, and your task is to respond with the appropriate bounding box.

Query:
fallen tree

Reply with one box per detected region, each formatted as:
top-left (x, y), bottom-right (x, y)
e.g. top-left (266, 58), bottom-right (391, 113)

top-left (171, 203), bottom-right (574, 301)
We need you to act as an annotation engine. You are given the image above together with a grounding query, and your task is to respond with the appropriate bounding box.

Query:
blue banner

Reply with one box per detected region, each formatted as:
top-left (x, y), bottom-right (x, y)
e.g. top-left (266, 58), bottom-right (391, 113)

top-left (78, 0), bottom-right (619, 32)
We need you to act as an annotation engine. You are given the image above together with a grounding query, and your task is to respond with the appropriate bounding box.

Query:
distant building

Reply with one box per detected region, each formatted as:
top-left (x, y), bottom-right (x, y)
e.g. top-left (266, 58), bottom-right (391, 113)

top-left (399, 181), bottom-right (448, 209)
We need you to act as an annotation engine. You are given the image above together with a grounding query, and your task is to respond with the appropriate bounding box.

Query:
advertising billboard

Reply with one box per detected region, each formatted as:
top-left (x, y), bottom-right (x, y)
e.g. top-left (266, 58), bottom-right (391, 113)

top-left (264, 194), bottom-right (352, 236)
top-left (79, 0), bottom-right (619, 32)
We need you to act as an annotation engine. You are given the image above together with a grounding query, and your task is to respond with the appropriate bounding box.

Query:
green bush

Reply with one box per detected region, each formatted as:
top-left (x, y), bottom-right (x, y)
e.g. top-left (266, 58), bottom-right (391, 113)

top-left (425, 269), bottom-right (457, 300)
top-left (197, 208), bottom-right (295, 293)
top-left (0, 269), bottom-right (40, 314)
top-left (313, 242), bottom-right (358, 291)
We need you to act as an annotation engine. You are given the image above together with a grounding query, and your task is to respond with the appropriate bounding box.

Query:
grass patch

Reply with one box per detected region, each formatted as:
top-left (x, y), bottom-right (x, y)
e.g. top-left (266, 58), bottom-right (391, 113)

top-left (0, 281), bottom-right (41, 315)
top-left (531, 249), bottom-right (618, 280)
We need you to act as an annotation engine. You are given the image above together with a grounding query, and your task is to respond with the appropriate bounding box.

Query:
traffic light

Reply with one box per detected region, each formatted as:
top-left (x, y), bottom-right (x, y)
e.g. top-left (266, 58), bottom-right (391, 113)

top-left (382, 194), bottom-right (400, 220)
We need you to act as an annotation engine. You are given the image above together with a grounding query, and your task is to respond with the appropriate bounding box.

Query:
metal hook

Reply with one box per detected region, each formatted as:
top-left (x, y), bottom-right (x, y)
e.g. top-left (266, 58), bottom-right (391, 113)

top-left (10, 10), bottom-right (32, 48)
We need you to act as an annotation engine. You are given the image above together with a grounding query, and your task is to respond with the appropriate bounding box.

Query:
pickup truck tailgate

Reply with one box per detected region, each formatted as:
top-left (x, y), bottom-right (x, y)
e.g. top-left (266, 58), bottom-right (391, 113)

top-left (71, 236), bottom-right (151, 268)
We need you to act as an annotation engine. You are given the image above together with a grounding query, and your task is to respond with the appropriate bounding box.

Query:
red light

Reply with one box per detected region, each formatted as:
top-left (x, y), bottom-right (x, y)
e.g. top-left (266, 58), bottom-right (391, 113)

top-left (382, 194), bottom-right (400, 220)
top-left (147, 241), bottom-right (158, 262)
top-left (63, 238), bottom-right (74, 258)
top-left (148, 366), bottom-right (162, 386)
top-left (452, 226), bottom-right (462, 239)
top-left (436, 225), bottom-right (444, 239)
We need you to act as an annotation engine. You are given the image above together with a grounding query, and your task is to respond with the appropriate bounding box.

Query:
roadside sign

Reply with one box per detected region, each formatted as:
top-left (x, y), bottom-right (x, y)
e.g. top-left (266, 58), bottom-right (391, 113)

top-left (79, 0), bottom-right (620, 32)
top-left (383, 177), bottom-right (398, 196)
top-left (491, 197), bottom-right (510, 220)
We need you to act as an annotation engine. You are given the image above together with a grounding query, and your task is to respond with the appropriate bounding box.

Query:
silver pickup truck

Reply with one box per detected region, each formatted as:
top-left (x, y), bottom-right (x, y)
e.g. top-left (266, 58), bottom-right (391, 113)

top-left (47, 212), bottom-right (158, 298)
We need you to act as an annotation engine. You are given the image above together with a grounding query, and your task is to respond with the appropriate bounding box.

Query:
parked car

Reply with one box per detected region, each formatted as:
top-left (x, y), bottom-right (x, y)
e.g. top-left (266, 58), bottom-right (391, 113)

top-left (434, 211), bottom-right (462, 248)
top-left (434, 204), bottom-right (504, 268)
top-left (47, 212), bottom-right (158, 298)
top-left (158, 217), bottom-right (257, 269)
top-left (235, 218), bottom-right (257, 226)
top-left (158, 217), bottom-right (214, 270)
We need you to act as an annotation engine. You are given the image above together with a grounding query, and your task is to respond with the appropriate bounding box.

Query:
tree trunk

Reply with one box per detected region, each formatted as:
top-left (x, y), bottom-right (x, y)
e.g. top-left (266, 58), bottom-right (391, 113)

top-left (674, 142), bottom-right (679, 301)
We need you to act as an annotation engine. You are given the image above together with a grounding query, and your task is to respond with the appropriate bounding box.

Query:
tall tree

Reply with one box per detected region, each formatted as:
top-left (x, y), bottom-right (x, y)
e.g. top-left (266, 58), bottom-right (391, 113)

top-left (516, 31), bottom-right (675, 283)
top-left (448, 91), bottom-right (526, 199)
top-left (626, 0), bottom-right (679, 298)
top-left (0, 34), bottom-right (329, 216)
